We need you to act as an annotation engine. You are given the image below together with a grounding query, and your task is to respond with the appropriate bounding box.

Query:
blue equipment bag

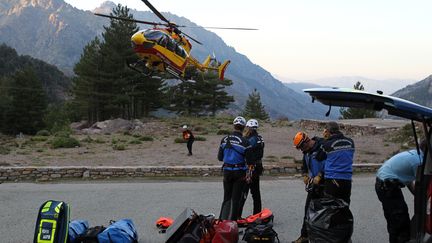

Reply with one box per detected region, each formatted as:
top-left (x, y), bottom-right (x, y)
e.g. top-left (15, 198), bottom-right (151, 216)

top-left (33, 200), bottom-right (70, 243)
top-left (68, 220), bottom-right (89, 243)
top-left (97, 219), bottom-right (138, 243)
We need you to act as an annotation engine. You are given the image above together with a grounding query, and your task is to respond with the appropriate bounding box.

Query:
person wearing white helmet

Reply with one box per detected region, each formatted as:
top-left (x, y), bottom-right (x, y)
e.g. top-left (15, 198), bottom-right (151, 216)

top-left (238, 119), bottom-right (265, 217)
top-left (182, 125), bottom-right (194, 156)
top-left (218, 116), bottom-right (252, 220)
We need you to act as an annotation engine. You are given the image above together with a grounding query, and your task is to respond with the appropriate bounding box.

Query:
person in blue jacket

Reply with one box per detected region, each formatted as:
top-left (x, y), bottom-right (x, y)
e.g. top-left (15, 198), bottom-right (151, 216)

top-left (292, 131), bottom-right (325, 243)
top-left (238, 119), bottom-right (265, 217)
top-left (320, 121), bottom-right (355, 204)
top-left (218, 116), bottom-right (252, 220)
top-left (376, 139), bottom-right (426, 243)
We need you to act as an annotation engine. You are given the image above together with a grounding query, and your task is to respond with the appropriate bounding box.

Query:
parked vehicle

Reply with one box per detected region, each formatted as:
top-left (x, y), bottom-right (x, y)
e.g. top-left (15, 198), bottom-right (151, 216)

top-left (303, 87), bottom-right (432, 242)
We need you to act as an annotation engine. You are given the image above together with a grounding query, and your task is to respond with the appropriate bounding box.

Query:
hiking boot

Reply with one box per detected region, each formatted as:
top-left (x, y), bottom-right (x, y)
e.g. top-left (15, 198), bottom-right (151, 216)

top-left (292, 236), bottom-right (308, 243)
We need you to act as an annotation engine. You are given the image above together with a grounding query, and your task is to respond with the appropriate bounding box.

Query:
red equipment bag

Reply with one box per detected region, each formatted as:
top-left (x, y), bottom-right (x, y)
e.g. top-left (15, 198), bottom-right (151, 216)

top-left (211, 220), bottom-right (239, 243)
top-left (237, 208), bottom-right (274, 227)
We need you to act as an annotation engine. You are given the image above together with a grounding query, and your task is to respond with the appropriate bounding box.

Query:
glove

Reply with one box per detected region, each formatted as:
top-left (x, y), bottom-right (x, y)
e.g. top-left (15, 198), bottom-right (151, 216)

top-left (303, 175), bottom-right (310, 185)
top-left (313, 175), bottom-right (322, 185)
top-left (246, 165), bottom-right (254, 184)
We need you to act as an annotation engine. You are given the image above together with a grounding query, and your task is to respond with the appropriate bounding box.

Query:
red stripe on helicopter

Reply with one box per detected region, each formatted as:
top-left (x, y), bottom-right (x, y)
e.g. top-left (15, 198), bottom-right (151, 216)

top-left (134, 45), bottom-right (188, 72)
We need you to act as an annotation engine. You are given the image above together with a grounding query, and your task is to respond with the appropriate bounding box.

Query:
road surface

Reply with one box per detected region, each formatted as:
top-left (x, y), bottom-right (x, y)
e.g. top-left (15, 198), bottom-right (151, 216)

top-left (0, 175), bottom-right (413, 242)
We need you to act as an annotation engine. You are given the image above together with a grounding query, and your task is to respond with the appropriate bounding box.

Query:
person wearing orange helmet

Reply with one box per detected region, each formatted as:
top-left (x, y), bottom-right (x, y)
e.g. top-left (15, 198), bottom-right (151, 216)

top-left (292, 131), bottom-right (326, 243)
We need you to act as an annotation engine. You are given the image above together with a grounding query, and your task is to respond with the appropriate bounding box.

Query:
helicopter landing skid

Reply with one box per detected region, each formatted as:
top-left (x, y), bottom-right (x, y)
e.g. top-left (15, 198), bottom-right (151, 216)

top-left (127, 60), bottom-right (153, 76)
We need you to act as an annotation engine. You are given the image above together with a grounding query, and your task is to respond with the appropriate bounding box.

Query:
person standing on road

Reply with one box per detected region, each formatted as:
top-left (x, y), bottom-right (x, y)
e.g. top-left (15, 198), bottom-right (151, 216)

top-left (238, 119), bottom-right (265, 217)
top-left (376, 139), bottom-right (426, 243)
top-left (182, 125), bottom-right (195, 156)
top-left (319, 122), bottom-right (355, 204)
top-left (291, 131), bottom-right (326, 243)
top-left (218, 116), bottom-right (252, 220)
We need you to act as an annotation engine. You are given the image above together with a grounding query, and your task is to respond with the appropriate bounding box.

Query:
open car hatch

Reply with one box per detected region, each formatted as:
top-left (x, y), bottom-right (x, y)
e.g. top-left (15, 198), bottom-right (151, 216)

top-left (303, 87), bottom-right (432, 123)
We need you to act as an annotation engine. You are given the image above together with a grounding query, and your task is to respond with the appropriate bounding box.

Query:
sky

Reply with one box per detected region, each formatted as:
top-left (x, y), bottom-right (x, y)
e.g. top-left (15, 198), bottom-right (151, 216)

top-left (64, 0), bottom-right (432, 82)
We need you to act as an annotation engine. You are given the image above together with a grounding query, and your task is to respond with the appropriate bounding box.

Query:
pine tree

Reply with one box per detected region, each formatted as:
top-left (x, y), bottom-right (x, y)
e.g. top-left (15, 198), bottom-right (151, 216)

top-left (340, 81), bottom-right (378, 119)
top-left (97, 4), bottom-right (139, 120)
top-left (3, 68), bottom-right (47, 135)
top-left (72, 37), bottom-right (102, 123)
top-left (166, 66), bottom-right (234, 116)
top-left (243, 89), bottom-right (269, 120)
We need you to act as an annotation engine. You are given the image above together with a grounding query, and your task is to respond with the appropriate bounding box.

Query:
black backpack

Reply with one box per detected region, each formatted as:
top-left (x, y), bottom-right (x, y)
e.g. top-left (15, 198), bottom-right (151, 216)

top-left (242, 220), bottom-right (279, 243)
top-left (33, 200), bottom-right (70, 243)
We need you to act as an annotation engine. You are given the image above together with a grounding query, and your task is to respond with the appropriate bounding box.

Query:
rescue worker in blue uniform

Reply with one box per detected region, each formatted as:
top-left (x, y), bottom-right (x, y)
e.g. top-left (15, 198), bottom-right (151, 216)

top-left (320, 122), bottom-right (355, 204)
top-left (218, 116), bottom-right (252, 220)
top-left (292, 132), bottom-right (325, 243)
top-left (375, 139), bottom-right (426, 243)
top-left (238, 119), bottom-right (265, 217)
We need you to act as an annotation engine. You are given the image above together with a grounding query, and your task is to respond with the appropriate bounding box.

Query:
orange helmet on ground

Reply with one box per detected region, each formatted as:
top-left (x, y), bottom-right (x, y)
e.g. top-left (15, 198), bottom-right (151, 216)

top-left (155, 217), bottom-right (174, 229)
top-left (293, 132), bottom-right (309, 149)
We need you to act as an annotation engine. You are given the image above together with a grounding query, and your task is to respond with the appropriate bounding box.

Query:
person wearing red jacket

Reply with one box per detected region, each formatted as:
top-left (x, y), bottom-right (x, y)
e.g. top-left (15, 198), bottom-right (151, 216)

top-left (182, 125), bottom-right (195, 156)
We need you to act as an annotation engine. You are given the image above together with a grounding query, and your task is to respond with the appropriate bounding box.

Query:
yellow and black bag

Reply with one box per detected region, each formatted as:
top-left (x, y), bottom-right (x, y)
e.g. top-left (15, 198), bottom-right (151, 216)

top-left (33, 200), bottom-right (70, 243)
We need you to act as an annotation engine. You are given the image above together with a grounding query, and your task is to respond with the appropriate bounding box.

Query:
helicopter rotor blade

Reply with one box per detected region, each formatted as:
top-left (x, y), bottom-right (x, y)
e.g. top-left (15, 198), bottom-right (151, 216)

top-left (94, 13), bottom-right (163, 26)
top-left (141, 0), bottom-right (171, 25)
top-left (182, 26), bottom-right (258, 30)
top-left (180, 32), bottom-right (203, 45)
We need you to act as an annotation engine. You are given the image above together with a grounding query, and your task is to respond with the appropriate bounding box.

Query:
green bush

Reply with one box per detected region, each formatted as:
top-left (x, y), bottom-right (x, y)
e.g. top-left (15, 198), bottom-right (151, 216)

top-left (81, 136), bottom-right (94, 143)
top-left (54, 130), bottom-right (71, 138)
top-left (30, 136), bottom-right (49, 142)
top-left (51, 136), bottom-right (80, 149)
top-left (129, 139), bottom-right (142, 144)
top-left (195, 136), bottom-right (206, 141)
top-left (174, 138), bottom-right (187, 143)
top-left (217, 129), bottom-right (231, 135)
top-left (0, 146), bottom-right (11, 155)
top-left (36, 130), bottom-right (50, 136)
top-left (132, 134), bottom-right (141, 138)
top-left (139, 136), bottom-right (154, 141)
top-left (95, 138), bottom-right (105, 144)
top-left (113, 144), bottom-right (126, 150)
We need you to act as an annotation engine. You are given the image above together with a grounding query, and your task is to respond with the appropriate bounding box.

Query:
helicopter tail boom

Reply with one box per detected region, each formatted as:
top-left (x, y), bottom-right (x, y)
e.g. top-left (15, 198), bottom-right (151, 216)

top-left (218, 60), bottom-right (230, 80)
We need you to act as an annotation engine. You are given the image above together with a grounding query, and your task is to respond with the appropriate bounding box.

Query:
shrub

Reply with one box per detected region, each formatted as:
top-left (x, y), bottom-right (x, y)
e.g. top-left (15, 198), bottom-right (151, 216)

top-left (81, 136), bottom-right (94, 143)
top-left (30, 136), bottom-right (49, 142)
top-left (95, 138), bottom-right (105, 144)
top-left (217, 129), bottom-right (231, 135)
top-left (51, 136), bottom-right (80, 149)
top-left (194, 136), bottom-right (206, 141)
top-left (54, 130), bottom-right (71, 138)
top-left (174, 138), bottom-right (187, 143)
top-left (132, 134), bottom-right (141, 138)
top-left (36, 130), bottom-right (50, 136)
top-left (139, 136), bottom-right (154, 141)
top-left (113, 144), bottom-right (126, 150)
top-left (0, 146), bottom-right (10, 155)
top-left (129, 139), bottom-right (142, 144)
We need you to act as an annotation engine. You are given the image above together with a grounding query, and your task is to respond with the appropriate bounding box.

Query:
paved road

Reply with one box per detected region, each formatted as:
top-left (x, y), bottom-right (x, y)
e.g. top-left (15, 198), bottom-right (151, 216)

top-left (0, 175), bottom-right (413, 243)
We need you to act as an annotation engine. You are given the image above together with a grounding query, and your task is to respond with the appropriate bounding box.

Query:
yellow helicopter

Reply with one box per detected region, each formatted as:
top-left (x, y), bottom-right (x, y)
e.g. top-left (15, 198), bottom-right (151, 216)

top-left (95, 0), bottom-right (257, 80)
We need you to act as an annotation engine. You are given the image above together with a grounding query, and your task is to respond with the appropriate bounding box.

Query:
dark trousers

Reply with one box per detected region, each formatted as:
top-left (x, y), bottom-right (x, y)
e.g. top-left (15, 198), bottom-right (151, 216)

top-left (219, 170), bottom-right (247, 220)
top-left (238, 174), bottom-right (262, 218)
top-left (324, 179), bottom-right (352, 204)
top-left (375, 178), bottom-right (410, 243)
top-left (186, 139), bottom-right (194, 155)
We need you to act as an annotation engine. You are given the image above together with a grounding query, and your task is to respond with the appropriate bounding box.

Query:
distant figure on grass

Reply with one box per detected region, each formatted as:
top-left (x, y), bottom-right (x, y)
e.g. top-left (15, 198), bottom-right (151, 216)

top-left (182, 125), bottom-right (195, 156)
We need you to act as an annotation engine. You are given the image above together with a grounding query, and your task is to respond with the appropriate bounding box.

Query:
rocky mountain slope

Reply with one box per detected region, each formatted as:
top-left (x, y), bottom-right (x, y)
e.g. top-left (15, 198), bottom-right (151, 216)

top-left (392, 75), bottom-right (432, 108)
top-left (0, 0), bottom-right (334, 119)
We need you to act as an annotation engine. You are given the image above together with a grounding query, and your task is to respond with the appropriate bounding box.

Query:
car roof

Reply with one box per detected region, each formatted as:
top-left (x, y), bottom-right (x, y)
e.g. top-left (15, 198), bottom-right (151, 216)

top-left (303, 87), bottom-right (432, 123)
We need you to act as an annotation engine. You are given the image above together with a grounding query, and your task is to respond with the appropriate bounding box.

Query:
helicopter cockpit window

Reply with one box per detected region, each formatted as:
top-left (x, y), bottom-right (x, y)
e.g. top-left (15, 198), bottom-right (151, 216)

top-left (158, 35), bottom-right (169, 47)
top-left (166, 38), bottom-right (176, 52)
top-left (175, 45), bottom-right (186, 58)
top-left (143, 30), bottom-right (165, 42)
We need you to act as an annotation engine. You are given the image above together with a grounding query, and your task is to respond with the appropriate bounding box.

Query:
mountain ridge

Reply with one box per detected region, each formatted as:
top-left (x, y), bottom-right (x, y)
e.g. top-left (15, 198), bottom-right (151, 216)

top-left (0, 0), bottom-right (335, 119)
